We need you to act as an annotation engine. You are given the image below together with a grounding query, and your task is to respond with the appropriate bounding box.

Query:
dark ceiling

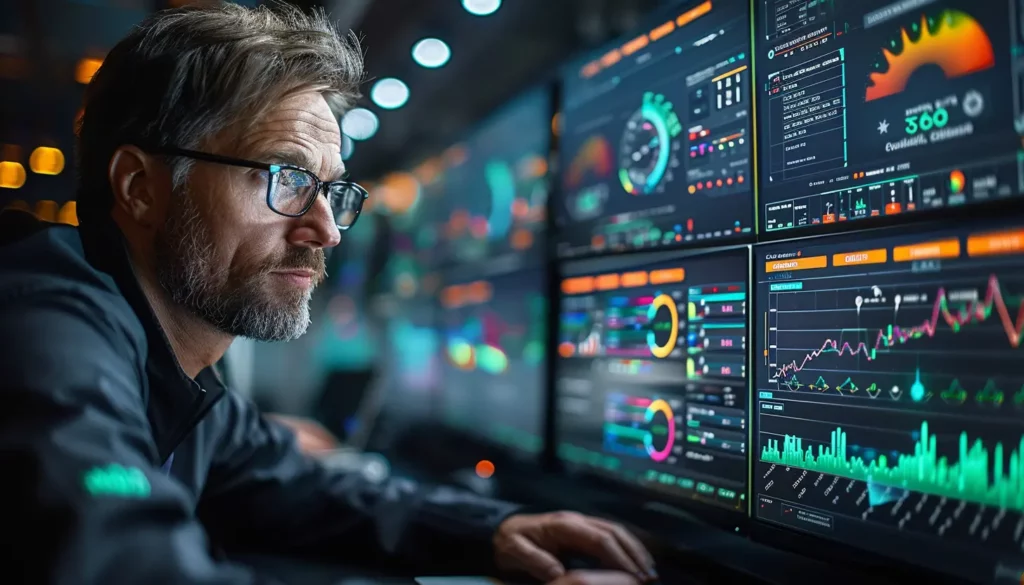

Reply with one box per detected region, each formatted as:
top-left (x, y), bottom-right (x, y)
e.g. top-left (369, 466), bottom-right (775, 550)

top-left (0, 0), bottom-right (664, 197)
top-left (301, 0), bottom-right (665, 180)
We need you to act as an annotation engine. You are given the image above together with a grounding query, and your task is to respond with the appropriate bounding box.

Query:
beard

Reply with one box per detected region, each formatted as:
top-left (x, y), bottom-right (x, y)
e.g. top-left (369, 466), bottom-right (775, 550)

top-left (154, 190), bottom-right (326, 342)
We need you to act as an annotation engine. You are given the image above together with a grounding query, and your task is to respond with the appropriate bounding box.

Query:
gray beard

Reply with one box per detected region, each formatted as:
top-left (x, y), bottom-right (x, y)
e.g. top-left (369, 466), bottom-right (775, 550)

top-left (154, 191), bottom-right (313, 342)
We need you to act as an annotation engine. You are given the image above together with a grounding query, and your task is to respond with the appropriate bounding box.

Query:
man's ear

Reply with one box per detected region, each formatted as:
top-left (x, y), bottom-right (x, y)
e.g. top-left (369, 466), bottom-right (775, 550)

top-left (108, 145), bottom-right (170, 230)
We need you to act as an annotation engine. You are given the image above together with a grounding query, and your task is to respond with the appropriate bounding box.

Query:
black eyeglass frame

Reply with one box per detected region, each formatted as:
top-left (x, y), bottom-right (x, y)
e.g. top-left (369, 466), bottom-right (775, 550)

top-left (147, 146), bottom-right (369, 231)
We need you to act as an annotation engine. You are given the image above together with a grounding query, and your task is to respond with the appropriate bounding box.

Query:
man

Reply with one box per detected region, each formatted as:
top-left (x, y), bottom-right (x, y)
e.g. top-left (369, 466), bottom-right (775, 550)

top-left (0, 3), bottom-right (657, 585)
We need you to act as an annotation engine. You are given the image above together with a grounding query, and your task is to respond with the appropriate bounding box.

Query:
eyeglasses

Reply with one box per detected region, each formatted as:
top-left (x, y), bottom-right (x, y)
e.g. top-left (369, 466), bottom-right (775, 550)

top-left (149, 146), bottom-right (369, 231)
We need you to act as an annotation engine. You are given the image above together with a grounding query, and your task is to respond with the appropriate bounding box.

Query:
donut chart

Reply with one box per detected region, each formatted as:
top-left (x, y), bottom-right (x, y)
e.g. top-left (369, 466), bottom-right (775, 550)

top-left (618, 92), bottom-right (682, 195)
top-left (642, 399), bottom-right (676, 462)
top-left (646, 294), bottom-right (679, 358)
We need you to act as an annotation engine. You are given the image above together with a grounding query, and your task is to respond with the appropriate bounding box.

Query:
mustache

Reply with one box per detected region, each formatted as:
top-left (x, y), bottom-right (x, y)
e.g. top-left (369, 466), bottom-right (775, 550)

top-left (265, 248), bottom-right (327, 285)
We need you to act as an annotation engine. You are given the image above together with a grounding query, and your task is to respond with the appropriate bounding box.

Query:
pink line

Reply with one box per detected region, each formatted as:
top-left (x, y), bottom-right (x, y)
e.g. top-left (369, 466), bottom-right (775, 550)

top-left (775, 274), bottom-right (1024, 379)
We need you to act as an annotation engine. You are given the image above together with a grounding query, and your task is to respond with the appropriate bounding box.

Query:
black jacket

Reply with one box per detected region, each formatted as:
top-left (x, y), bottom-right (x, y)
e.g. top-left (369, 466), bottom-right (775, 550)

top-left (0, 210), bottom-right (520, 584)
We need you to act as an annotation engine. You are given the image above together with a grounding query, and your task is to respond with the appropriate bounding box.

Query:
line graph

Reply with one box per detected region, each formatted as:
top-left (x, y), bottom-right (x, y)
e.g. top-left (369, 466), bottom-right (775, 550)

top-left (763, 248), bottom-right (1024, 413)
top-left (774, 274), bottom-right (1024, 380)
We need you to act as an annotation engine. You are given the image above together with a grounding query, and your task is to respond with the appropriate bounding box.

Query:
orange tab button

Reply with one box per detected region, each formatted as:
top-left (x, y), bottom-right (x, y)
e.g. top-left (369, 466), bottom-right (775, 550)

top-left (893, 239), bottom-right (960, 262)
top-left (967, 229), bottom-right (1024, 257)
top-left (765, 256), bottom-right (827, 273)
top-left (832, 249), bottom-right (887, 267)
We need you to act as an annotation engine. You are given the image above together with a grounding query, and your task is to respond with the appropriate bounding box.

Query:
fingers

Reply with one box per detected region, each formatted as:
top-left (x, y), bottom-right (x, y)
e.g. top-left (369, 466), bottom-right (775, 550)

top-left (502, 532), bottom-right (567, 582)
top-left (549, 514), bottom-right (645, 579)
top-left (547, 570), bottom-right (643, 585)
top-left (589, 518), bottom-right (656, 578)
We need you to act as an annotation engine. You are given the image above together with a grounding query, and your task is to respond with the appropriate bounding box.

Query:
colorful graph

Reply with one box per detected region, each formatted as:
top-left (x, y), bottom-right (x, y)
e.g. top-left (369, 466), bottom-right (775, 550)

top-left (762, 421), bottom-right (1024, 512)
top-left (646, 294), bottom-right (680, 358)
top-left (618, 91), bottom-right (683, 195)
top-left (445, 294), bottom-right (545, 374)
top-left (565, 135), bottom-right (614, 188)
top-left (603, 393), bottom-right (679, 463)
top-left (774, 274), bottom-right (1024, 380)
top-left (866, 9), bottom-right (996, 102)
top-left (483, 160), bottom-right (516, 240)
top-left (643, 398), bottom-right (677, 461)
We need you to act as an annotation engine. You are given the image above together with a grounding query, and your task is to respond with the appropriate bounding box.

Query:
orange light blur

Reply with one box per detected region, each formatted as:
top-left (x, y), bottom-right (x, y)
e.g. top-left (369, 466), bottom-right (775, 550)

top-left (511, 228), bottom-right (533, 250)
top-left (600, 49), bottom-right (622, 67)
top-left (59, 201), bottom-right (79, 226)
top-left (35, 200), bottom-right (59, 222)
top-left (0, 162), bottom-right (26, 189)
top-left (558, 342), bottom-right (575, 358)
top-left (29, 147), bottom-right (65, 176)
top-left (621, 34), bottom-right (650, 56)
top-left (379, 172), bottom-right (420, 214)
top-left (75, 58), bottom-right (103, 84)
top-left (475, 460), bottom-right (495, 479)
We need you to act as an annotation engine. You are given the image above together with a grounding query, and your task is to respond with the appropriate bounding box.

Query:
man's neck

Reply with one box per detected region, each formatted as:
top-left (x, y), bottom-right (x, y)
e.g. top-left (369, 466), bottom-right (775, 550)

top-left (136, 274), bottom-right (234, 379)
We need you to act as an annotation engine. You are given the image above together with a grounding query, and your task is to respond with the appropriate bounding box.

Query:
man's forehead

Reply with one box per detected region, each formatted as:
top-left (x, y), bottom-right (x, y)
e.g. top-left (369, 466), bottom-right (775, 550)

top-left (231, 91), bottom-right (344, 173)
top-left (249, 106), bottom-right (341, 145)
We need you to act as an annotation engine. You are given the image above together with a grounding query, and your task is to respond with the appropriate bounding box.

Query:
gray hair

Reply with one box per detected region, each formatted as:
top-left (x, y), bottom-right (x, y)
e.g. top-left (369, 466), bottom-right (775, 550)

top-left (75, 1), bottom-right (363, 226)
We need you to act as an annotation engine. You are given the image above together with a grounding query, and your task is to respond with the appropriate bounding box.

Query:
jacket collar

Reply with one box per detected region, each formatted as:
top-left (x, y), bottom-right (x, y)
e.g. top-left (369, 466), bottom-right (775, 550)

top-left (79, 217), bottom-right (226, 460)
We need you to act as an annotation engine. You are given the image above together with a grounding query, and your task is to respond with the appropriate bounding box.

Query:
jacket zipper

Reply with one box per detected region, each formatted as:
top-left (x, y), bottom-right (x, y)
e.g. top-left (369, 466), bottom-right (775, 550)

top-left (162, 388), bottom-right (226, 460)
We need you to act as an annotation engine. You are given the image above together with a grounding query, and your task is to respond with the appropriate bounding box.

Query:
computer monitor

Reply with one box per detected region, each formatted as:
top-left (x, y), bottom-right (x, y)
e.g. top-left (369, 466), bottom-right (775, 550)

top-left (438, 86), bottom-right (551, 267)
top-left (437, 266), bottom-right (547, 458)
top-left (756, 0), bottom-right (1023, 236)
top-left (555, 247), bottom-right (750, 513)
top-left (377, 200), bottom-right (443, 419)
top-left (753, 219), bottom-right (1024, 582)
top-left (555, 0), bottom-right (754, 258)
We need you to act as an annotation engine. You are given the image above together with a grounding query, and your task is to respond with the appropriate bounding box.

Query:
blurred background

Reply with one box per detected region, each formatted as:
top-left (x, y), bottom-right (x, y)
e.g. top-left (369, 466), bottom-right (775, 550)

top-left (0, 0), bottom-right (667, 475)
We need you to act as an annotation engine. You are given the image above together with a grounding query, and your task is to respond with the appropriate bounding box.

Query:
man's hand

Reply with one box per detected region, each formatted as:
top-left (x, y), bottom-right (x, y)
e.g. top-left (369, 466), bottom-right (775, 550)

top-left (548, 571), bottom-right (646, 585)
top-left (493, 512), bottom-right (656, 584)
top-left (264, 414), bottom-right (339, 453)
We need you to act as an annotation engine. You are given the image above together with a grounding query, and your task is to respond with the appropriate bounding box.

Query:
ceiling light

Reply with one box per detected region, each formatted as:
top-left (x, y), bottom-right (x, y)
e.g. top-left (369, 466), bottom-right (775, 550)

top-left (370, 78), bottom-right (410, 110)
top-left (342, 108), bottom-right (379, 140)
top-left (462, 0), bottom-right (501, 16)
top-left (412, 38), bottom-right (451, 68)
top-left (341, 135), bottom-right (355, 161)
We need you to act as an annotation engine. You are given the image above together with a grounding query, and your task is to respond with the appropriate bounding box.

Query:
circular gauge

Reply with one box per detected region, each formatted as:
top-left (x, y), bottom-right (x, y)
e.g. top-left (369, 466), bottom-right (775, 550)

top-left (643, 398), bottom-right (676, 462)
top-left (619, 92), bottom-right (682, 195)
top-left (646, 294), bottom-right (679, 358)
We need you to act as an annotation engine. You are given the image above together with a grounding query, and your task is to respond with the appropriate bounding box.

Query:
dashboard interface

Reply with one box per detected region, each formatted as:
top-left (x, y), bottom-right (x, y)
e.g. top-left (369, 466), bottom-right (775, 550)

top-left (382, 298), bottom-right (439, 419)
top-left (439, 87), bottom-right (550, 268)
top-left (438, 267), bottom-right (547, 457)
top-left (555, 0), bottom-right (754, 258)
top-left (756, 0), bottom-right (1024, 235)
top-left (555, 248), bottom-right (749, 512)
top-left (754, 221), bottom-right (1024, 582)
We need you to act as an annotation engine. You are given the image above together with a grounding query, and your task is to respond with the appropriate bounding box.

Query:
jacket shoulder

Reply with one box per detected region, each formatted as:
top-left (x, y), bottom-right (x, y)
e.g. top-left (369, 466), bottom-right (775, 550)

top-left (0, 211), bottom-right (147, 369)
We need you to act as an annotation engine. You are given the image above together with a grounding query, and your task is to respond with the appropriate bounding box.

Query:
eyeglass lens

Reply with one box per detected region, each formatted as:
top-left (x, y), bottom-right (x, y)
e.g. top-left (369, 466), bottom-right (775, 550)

top-left (268, 168), bottom-right (363, 228)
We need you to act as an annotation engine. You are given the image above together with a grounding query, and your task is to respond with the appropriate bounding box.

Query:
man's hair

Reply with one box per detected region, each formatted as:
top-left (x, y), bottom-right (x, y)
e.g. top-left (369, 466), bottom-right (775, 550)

top-left (75, 2), bottom-right (363, 227)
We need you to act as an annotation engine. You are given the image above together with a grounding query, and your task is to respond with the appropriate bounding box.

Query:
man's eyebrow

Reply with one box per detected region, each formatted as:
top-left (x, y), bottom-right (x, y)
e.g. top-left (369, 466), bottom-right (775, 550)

top-left (263, 150), bottom-right (346, 181)
top-left (264, 150), bottom-right (317, 171)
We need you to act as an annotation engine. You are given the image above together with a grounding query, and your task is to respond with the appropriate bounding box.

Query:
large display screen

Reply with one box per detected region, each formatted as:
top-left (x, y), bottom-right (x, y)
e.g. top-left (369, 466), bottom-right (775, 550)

top-left (555, 248), bottom-right (750, 512)
top-left (437, 87), bottom-right (550, 267)
top-left (437, 267), bottom-right (547, 457)
top-left (555, 0), bottom-right (755, 258)
top-left (756, 0), bottom-right (1024, 235)
top-left (754, 221), bottom-right (1024, 582)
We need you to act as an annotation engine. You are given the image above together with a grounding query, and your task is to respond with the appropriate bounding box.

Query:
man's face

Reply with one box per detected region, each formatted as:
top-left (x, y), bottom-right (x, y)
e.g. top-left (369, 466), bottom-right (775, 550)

top-left (154, 90), bottom-right (344, 341)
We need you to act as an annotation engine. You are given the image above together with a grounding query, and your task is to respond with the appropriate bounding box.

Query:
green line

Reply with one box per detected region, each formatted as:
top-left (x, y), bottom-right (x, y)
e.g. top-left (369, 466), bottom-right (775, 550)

top-left (603, 424), bottom-right (648, 441)
top-left (697, 322), bottom-right (746, 329)
top-left (693, 292), bottom-right (746, 302)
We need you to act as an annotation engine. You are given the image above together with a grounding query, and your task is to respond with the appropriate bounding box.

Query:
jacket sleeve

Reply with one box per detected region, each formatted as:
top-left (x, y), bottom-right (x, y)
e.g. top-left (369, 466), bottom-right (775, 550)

top-left (195, 391), bottom-right (521, 573)
top-left (0, 294), bottom-right (283, 585)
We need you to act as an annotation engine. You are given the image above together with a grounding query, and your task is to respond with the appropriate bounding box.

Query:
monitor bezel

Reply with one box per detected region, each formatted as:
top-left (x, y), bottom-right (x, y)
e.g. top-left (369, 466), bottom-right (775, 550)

top-left (550, 243), bottom-right (754, 534)
top-left (748, 0), bottom-right (1024, 244)
top-left (551, 0), bottom-right (758, 261)
top-left (749, 215), bottom-right (1024, 584)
